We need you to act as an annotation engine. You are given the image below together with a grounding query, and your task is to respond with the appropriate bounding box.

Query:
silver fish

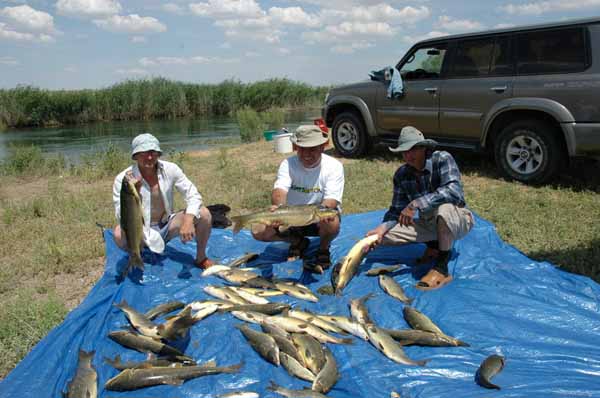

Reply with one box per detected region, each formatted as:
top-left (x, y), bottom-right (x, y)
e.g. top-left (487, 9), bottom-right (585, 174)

top-left (379, 275), bottom-right (413, 304)
top-left (365, 324), bottom-right (428, 366)
top-left (65, 350), bottom-right (97, 398)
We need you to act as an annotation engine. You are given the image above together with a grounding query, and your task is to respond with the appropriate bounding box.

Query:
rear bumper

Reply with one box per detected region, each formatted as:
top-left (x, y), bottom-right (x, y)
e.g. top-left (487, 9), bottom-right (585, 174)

top-left (565, 122), bottom-right (600, 157)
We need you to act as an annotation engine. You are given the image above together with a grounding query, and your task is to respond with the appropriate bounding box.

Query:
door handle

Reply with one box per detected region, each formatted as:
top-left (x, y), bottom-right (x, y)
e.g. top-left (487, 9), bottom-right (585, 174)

top-left (424, 87), bottom-right (437, 93)
top-left (490, 86), bottom-right (507, 93)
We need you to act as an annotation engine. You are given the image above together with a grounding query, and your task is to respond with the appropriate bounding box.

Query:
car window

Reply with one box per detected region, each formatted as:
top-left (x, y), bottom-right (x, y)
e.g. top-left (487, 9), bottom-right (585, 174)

top-left (516, 27), bottom-right (588, 74)
top-left (490, 36), bottom-right (513, 76)
top-left (450, 38), bottom-right (494, 78)
top-left (399, 44), bottom-right (447, 80)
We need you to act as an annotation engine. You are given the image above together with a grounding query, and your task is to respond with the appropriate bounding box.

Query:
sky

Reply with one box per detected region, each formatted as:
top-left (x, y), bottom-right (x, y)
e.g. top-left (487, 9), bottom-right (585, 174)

top-left (1, 0), bottom-right (600, 90)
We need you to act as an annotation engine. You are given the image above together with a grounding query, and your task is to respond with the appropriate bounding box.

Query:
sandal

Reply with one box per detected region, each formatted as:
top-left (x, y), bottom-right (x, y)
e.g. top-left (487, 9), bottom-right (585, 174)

top-left (415, 269), bottom-right (453, 291)
top-left (288, 237), bottom-right (310, 260)
top-left (195, 257), bottom-right (215, 270)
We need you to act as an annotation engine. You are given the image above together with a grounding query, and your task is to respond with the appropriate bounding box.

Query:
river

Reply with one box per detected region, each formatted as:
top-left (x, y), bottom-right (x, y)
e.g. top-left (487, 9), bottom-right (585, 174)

top-left (0, 109), bottom-right (322, 162)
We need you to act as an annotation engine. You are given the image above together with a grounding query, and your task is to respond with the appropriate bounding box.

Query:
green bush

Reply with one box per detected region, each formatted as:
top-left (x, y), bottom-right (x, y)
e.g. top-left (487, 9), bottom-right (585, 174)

top-left (236, 107), bottom-right (264, 143)
top-left (1, 145), bottom-right (45, 175)
top-left (261, 107), bottom-right (285, 131)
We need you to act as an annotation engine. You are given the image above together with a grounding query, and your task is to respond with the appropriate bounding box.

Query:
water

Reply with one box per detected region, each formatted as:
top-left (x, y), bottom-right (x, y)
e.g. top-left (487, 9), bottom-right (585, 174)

top-left (0, 109), bottom-right (322, 162)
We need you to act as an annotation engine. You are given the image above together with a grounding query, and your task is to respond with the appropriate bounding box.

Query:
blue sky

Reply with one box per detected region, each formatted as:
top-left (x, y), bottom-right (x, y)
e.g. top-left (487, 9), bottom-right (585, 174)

top-left (1, 0), bottom-right (599, 89)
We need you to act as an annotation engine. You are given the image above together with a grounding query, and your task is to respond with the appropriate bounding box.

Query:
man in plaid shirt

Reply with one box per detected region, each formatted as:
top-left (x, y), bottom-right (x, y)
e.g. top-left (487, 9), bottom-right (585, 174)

top-left (367, 126), bottom-right (474, 291)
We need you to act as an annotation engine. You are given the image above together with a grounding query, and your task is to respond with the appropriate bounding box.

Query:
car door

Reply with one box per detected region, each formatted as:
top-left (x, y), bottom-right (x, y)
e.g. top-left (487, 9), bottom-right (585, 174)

top-left (438, 36), bottom-right (514, 142)
top-left (376, 43), bottom-right (448, 136)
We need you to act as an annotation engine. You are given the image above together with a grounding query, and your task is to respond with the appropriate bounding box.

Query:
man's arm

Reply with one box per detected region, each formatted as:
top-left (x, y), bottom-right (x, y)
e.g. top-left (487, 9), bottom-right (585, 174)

top-left (172, 164), bottom-right (202, 217)
top-left (271, 188), bottom-right (287, 208)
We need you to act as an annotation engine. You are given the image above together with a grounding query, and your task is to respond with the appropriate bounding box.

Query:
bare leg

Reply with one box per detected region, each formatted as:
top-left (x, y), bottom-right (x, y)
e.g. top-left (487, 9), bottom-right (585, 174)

top-left (113, 225), bottom-right (127, 249)
top-left (317, 216), bottom-right (340, 252)
top-left (251, 224), bottom-right (286, 242)
top-left (194, 206), bottom-right (212, 262)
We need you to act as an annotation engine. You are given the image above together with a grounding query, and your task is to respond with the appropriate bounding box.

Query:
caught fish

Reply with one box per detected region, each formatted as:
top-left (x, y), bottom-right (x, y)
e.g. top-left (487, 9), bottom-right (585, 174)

top-left (104, 361), bottom-right (242, 391)
top-left (402, 307), bottom-right (445, 335)
top-left (288, 309), bottom-right (347, 335)
top-left (382, 328), bottom-right (469, 347)
top-left (231, 205), bottom-right (338, 234)
top-left (261, 324), bottom-right (303, 363)
top-left (312, 346), bottom-right (339, 394)
top-left (218, 392), bottom-right (259, 398)
top-left (274, 281), bottom-right (319, 303)
top-left (104, 354), bottom-right (196, 370)
top-left (315, 314), bottom-right (369, 341)
top-left (365, 324), bottom-right (428, 366)
top-left (202, 264), bottom-right (233, 276)
top-left (144, 301), bottom-right (185, 321)
top-left (366, 265), bottom-right (403, 276)
top-left (65, 350), bottom-right (97, 398)
top-left (203, 286), bottom-right (250, 305)
top-left (475, 354), bottom-right (505, 390)
top-left (157, 306), bottom-right (197, 341)
top-left (219, 303), bottom-right (291, 316)
top-left (119, 177), bottom-right (145, 277)
top-left (227, 253), bottom-right (260, 268)
top-left (231, 310), bottom-right (269, 325)
top-left (216, 268), bottom-right (276, 290)
top-left (238, 287), bottom-right (284, 297)
top-left (279, 352), bottom-right (316, 382)
top-left (332, 235), bottom-right (379, 295)
top-left (236, 323), bottom-right (280, 366)
top-left (267, 381), bottom-right (329, 398)
top-left (349, 293), bottom-right (373, 324)
top-left (108, 331), bottom-right (190, 359)
top-left (228, 286), bottom-right (271, 304)
top-left (114, 300), bottom-right (160, 339)
top-left (379, 275), bottom-right (413, 304)
top-left (291, 333), bottom-right (326, 375)
top-left (264, 316), bottom-right (353, 345)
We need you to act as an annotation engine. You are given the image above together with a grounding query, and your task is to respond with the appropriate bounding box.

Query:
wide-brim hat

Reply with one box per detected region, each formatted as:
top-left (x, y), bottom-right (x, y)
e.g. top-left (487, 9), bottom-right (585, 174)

top-left (131, 133), bottom-right (162, 158)
top-left (389, 126), bottom-right (437, 152)
top-left (290, 125), bottom-right (329, 148)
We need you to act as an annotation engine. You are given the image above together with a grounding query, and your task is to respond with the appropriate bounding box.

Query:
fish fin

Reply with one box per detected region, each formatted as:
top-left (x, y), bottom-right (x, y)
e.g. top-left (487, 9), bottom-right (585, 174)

top-left (128, 253), bottom-right (144, 270)
top-left (104, 355), bottom-right (121, 367)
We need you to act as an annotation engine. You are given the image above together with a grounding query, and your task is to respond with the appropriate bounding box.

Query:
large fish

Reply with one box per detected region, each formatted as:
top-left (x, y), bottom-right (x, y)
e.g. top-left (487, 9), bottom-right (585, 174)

top-left (231, 205), bottom-right (338, 234)
top-left (104, 361), bottom-right (242, 391)
top-left (119, 177), bottom-right (145, 276)
top-left (157, 306), bottom-right (197, 341)
top-left (219, 303), bottom-right (291, 316)
top-left (108, 331), bottom-right (190, 359)
top-left (236, 323), bottom-right (280, 366)
top-left (379, 275), bottom-right (413, 304)
top-left (365, 324), bottom-right (428, 366)
top-left (291, 333), bottom-right (326, 375)
top-left (114, 300), bottom-right (160, 339)
top-left (349, 293), bottom-right (373, 325)
top-left (65, 350), bottom-right (97, 398)
top-left (402, 307), bottom-right (445, 335)
top-left (279, 352), bottom-right (316, 382)
top-left (287, 309), bottom-right (347, 335)
top-left (365, 264), bottom-right (403, 276)
top-left (267, 381), bottom-right (329, 398)
top-left (264, 316), bottom-right (353, 345)
top-left (227, 253), bottom-right (260, 268)
top-left (315, 314), bottom-right (369, 341)
top-left (311, 346), bottom-right (339, 394)
top-left (332, 235), bottom-right (379, 295)
top-left (273, 281), bottom-right (319, 303)
top-left (144, 301), bottom-right (185, 320)
top-left (104, 354), bottom-right (196, 370)
top-left (382, 328), bottom-right (469, 347)
top-left (475, 354), bottom-right (505, 390)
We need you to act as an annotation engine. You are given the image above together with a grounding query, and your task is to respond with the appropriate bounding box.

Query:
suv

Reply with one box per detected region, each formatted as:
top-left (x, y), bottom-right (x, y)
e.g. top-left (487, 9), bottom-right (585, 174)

top-left (323, 17), bottom-right (600, 183)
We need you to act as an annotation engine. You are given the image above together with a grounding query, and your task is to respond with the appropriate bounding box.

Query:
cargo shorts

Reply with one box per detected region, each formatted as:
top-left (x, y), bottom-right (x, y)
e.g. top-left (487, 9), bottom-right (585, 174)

top-left (382, 203), bottom-right (474, 246)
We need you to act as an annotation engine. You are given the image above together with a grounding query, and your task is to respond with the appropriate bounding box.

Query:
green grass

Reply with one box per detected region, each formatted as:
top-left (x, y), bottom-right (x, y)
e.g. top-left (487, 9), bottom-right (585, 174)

top-left (0, 142), bottom-right (598, 377)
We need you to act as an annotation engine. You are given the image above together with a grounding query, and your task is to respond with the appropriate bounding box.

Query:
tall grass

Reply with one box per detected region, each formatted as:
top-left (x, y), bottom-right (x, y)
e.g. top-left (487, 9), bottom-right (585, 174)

top-left (0, 78), bottom-right (328, 128)
top-left (236, 107), bottom-right (264, 143)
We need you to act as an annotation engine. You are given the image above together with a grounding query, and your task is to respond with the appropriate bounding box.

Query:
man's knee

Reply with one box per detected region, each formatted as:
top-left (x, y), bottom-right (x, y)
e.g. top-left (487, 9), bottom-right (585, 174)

top-left (198, 207), bottom-right (212, 225)
top-left (318, 217), bottom-right (340, 236)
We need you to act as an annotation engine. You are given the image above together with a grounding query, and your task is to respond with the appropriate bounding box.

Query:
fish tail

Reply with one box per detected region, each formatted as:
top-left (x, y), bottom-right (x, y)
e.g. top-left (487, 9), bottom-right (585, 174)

top-left (339, 337), bottom-right (354, 345)
top-left (223, 361), bottom-right (244, 373)
top-left (128, 253), bottom-right (144, 270)
top-left (476, 371), bottom-right (501, 389)
top-left (230, 216), bottom-right (245, 234)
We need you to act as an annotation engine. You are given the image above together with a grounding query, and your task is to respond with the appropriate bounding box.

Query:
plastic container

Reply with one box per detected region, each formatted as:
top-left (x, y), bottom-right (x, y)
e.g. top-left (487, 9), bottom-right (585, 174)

top-left (274, 132), bottom-right (293, 153)
top-left (314, 118), bottom-right (329, 135)
top-left (263, 130), bottom-right (278, 141)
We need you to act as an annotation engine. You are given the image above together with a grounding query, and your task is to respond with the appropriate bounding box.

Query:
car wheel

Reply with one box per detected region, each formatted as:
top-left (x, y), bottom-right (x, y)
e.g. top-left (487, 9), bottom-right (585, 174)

top-left (494, 119), bottom-right (564, 184)
top-left (331, 112), bottom-right (371, 157)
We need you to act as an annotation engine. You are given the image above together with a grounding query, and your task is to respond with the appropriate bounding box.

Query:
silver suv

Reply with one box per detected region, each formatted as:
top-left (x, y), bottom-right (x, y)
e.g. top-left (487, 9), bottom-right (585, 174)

top-left (323, 17), bottom-right (600, 183)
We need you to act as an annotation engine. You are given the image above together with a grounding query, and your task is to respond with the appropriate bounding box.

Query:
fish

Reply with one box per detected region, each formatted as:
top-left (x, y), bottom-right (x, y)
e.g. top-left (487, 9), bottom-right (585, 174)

top-left (291, 333), bottom-right (326, 375)
top-left (104, 354), bottom-right (196, 370)
top-left (144, 301), bottom-right (185, 321)
top-left (216, 268), bottom-right (276, 290)
top-left (238, 287), bottom-right (285, 297)
top-left (218, 392), bottom-right (259, 398)
top-left (236, 323), bottom-right (280, 366)
top-left (203, 286), bottom-right (250, 305)
top-left (219, 302), bottom-right (291, 316)
top-left (108, 331), bottom-right (190, 359)
top-left (227, 286), bottom-right (271, 304)
top-left (261, 324), bottom-right (303, 363)
top-left (231, 205), bottom-right (338, 234)
top-left (475, 354), bottom-right (505, 390)
top-left (349, 293), bottom-right (374, 324)
top-left (264, 316), bottom-right (353, 345)
top-left (104, 361), bottom-right (243, 391)
top-left (279, 352), bottom-right (316, 382)
top-left (157, 306), bottom-right (197, 341)
top-left (332, 235), bottom-right (379, 295)
top-left (274, 281), bottom-right (319, 302)
top-left (188, 299), bottom-right (233, 312)
top-left (188, 302), bottom-right (219, 322)
top-left (202, 264), bottom-right (232, 276)
top-left (315, 314), bottom-right (369, 341)
top-left (114, 300), bottom-right (161, 339)
top-left (402, 307), bottom-right (445, 335)
top-left (365, 324), bottom-right (428, 366)
top-left (65, 350), bottom-right (97, 398)
top-left (379, 275), bottom-right (413, 304)
top-left (227, 253), bottom-right (260, 268)
top-left (119, 177), bottom-right (145, 277)
top-left (287, 309), bottom-right (347, 335)
top-left (381, 328), bottom-right (469, 347)
top-left (267, 381), bottom-right (329, 398)
top-left (365, 264), bottom-right (403, 276)
top-left (230, 310), bottom-right (270, 325)
top-left (312, 346), bottom-right (339, 394)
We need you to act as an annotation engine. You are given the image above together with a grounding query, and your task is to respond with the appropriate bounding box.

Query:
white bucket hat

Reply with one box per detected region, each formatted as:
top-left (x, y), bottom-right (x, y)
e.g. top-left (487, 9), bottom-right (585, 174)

top-left (290, 125), bottom-right (329, 148)
top-left (131, 133), bottom-right (162, 159)
top-left (389, 126), bottom-right (437, 153)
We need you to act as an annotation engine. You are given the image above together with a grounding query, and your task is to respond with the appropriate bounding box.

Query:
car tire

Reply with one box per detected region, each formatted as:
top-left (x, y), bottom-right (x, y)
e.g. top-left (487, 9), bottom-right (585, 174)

top-left (331, 112), bottom-right (371, 157)
top-left (494, 119), bottom-right (564, 184)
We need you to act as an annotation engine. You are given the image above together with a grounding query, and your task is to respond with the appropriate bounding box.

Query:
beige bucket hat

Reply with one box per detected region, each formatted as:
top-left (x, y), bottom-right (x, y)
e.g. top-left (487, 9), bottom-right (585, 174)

top-left (389, 126), bottom-right (437, 152)
top-left (291, 125), bottom-right (329, 148)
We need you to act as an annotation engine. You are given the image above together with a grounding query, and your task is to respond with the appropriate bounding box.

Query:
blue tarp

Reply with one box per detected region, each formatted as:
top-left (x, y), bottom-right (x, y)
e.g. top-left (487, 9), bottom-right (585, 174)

top-left (1, 210), bottom-right (599, 398)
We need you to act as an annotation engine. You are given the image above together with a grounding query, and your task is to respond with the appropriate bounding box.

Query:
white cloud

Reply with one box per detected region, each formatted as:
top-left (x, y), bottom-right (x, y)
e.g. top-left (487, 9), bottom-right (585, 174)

top-left (0, 21), bottom-right (54, 42)
top-left (116, 68), bottom-right (148, 75)
top-left (278, 47), bottom-right (290, 55)
top-left (0, 56), bottom-right (19, 65)
top-left (93, 14), bottom-right (167, 33)
top-left (189, 0), bottom-right (264, 18)
top-left (56, 0), bottom-right (122, 18)
top-left (131, 35), bottom-right (146, 43)
top-left (245, 51), bottom-right (259, 57)
top-left (500, 0), bottom-right (600, 15)
top-left (322, 4), bottom-right (430, 23)
top-left (0, 5), bottom-right (56, 33)
top-left (303, 21), bottom-right (394, 43)
top-left (224, 27), bottom-right (281, 43)
top-left (162, 3), bottom-right (184, 15)
top-left (139, 56), bottom-right (239, 66)
top-left (215, 17), bottom-right (269, 29)
top-left (268, 6), bottom-right (319, 27)
top-left (437, 16), bottom-right (484, 32)
top-left (331, 41), bottom-right (373, 54)
top-left (64, 66), bottom-right (78, 72)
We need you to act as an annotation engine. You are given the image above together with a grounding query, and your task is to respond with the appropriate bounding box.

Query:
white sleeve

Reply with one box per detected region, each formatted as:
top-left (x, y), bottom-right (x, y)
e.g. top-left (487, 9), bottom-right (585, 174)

top-left (172, 164), bottom-right (203, 217)
top-left (273, 159), bottom-right (292, 192)
top-left (322, 160), bottom-right (344, 204)
top-left (112, 170), bottom-right (126, 221)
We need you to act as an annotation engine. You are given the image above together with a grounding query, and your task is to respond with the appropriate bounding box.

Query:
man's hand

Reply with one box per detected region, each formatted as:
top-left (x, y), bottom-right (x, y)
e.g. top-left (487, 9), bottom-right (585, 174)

top-left (125, 170), bottom-right (142, 192)
top-left (399, 203), bottom-right (417, 226)
top-left (180, 214), bottom-right (196, 243)
top-left (365, 225), bottom-right (387, 252)
top-left (268, 204), bottom-right (283, 229)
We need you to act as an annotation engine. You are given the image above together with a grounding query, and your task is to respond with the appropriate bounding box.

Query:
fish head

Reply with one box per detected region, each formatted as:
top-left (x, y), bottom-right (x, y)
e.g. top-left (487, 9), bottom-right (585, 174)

top-left (121, 177), bottom-right (141, 201)
top-left (315, 206), bottom-right (339, 220)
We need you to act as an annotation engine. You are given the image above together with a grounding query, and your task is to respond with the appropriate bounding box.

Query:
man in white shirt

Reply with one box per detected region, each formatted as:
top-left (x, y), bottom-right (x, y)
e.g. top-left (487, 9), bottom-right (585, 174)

top-left (252, 125), bottom-right (344, 272)
top-left (112, 133), bottom-right (215, 269)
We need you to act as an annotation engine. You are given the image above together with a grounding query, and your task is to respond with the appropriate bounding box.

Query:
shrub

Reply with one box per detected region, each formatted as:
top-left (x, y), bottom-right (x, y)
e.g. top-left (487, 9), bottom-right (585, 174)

top-left (236, 107), bottom-right (264, 143)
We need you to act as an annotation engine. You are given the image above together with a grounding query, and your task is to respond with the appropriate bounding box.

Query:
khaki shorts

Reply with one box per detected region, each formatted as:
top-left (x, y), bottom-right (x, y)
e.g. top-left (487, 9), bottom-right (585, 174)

top-left (382, 203), bottom-right (474, 246)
